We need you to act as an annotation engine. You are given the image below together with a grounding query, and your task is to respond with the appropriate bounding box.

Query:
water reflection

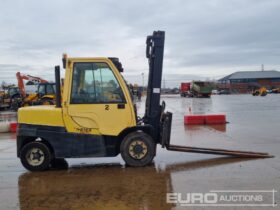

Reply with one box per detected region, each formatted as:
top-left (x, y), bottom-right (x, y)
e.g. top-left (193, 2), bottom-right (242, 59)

top-left (180, 98), bottom-right (213, 115)
top-left (18, 157), bottom-right (252, 210)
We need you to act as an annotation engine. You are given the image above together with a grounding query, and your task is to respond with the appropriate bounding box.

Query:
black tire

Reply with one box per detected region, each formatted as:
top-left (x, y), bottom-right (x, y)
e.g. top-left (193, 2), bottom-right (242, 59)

top-left (20, 142), bottom-right (52, 171)
top-left (120, 131), bottom-right (156, 167)
top-left (51, 158), bottom-right (68, 170)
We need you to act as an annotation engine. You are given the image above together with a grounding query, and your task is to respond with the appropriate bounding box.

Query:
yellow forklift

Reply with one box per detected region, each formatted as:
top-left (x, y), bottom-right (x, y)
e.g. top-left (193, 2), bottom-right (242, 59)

top-left (16, 31), bottom-right (272, 171)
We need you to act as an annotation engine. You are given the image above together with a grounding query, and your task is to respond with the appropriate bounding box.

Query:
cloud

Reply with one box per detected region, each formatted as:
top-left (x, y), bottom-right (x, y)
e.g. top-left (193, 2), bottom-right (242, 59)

top-left (0, 0), bottom-right (280, 86)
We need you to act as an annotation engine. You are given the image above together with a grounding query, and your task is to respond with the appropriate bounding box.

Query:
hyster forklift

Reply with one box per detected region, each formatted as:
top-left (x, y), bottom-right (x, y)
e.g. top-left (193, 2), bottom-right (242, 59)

top-left (17, 31), bottom-right (271, 171)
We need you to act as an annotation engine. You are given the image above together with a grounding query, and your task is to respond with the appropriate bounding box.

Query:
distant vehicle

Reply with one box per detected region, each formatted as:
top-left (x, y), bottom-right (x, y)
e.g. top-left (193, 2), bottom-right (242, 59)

top-left (179, 82), bottom-right (191, 97)
top-left (267, 89), bottom-right (273, 94)
top-left (171, 88), bottom-right (180, 94)
top-left (271, 88), bottom-right (280, 94)
top-left (180, 81), bottom-right (214, 98)
top-left (218, 89), bottom-right (230, 95)
top-left (212, 89), bottom-right (219, 95)
top-left (191, 81), bottom-right (214, 98)
top-left (252, 87), bottom-right (267, 96)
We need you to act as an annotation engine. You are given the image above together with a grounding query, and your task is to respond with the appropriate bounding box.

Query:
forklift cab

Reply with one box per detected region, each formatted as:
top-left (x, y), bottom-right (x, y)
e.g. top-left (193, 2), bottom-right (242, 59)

top-left (61, 58), bottom-right (136, 136)
top-left (70, 63), bottom-right (124, 104)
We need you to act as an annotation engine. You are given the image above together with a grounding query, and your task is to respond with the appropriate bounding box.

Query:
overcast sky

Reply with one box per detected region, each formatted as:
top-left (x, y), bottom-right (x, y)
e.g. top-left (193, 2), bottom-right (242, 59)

top-left (1, 0), bottom-right (280, 87)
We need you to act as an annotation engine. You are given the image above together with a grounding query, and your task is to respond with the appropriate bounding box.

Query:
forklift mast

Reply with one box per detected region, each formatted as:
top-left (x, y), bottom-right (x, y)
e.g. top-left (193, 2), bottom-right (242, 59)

top-left (141, 31), bottom-right (272, 158)
top-left (144, 31), bottom-right (165, 140)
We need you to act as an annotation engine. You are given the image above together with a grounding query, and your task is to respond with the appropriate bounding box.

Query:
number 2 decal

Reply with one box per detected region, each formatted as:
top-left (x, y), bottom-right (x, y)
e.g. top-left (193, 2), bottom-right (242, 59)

top-left (105, 105), bottom-right (109, 110)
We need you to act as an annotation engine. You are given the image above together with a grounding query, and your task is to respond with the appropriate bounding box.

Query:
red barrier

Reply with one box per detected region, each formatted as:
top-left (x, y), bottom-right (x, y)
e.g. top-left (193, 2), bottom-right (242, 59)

top-left (9, 122), bottom-right (17, 133)
top-left (205, 114), bottom-right (226, 124)
top-left (184, 115), bottom-right (205, 125)
top-left (184, 114), bottom-right (226, 125)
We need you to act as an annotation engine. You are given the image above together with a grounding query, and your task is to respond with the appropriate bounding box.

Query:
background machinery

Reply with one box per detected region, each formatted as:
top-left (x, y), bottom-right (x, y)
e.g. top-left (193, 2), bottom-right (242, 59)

top-left (190, 81), bottom-right (214, 98)
top-left (0, 85), bottom-right (20, 109)
top-left (180, 81), bottom-right (214, 98)
top-left (252, 86), bottom-right (267, 96)
top-left (16, 31), bottom-right (272, 171)
top-left (13, 72), bottom-right (56, 109)
top-left (272, 88), bottom-right (280, 93)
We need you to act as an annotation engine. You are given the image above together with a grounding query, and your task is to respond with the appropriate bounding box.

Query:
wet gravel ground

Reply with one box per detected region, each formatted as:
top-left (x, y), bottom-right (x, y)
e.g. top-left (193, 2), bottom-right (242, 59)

top-left (0, 94), bottom-right (279, 210)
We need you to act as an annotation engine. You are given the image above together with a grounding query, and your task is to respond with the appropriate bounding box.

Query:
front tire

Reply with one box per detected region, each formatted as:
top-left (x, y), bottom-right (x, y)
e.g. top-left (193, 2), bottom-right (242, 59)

top-left (20, 142), bottom-right (52, 171)
top-left (120, 132), bottom-right (156, 167)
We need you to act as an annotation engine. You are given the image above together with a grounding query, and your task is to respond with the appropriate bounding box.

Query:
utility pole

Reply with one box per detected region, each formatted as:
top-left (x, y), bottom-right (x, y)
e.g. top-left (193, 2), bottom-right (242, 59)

top-left (261, 64), bottom-right (264, 71)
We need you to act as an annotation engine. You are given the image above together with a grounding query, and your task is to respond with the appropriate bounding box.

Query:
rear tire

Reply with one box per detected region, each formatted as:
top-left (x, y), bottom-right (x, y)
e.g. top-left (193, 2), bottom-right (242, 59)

top-left (120, 131), bottom-right (155, 167)
top-left (20, 142), bottom-right (52, 171)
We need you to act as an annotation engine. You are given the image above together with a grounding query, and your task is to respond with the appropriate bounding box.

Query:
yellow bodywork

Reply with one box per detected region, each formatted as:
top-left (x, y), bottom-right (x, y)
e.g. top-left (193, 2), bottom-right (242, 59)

top-left (18, 57), bottom-right (137, 136)
top-left (18, 106), bottom-right (64, 127)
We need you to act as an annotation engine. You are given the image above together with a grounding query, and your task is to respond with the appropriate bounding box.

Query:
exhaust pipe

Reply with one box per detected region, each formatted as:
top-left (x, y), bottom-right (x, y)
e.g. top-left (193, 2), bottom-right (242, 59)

top-left (55, 66), bottom-right (62, 108)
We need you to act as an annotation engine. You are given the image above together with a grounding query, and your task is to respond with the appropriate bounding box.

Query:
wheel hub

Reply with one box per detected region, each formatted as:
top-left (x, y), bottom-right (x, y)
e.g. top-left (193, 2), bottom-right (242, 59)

top-left (26, 148), bottom-right (45, 166)
top-left (129, 140), bottom-right (148, 159)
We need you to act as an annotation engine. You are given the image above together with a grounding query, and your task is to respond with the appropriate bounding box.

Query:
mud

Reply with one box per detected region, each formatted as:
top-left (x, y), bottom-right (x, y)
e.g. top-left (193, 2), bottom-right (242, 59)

top-left (0, 94), bottom-right (279, 210)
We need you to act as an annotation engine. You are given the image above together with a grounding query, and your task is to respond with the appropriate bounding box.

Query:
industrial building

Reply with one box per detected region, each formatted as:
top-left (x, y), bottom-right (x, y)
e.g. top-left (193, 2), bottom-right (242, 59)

top-left (218, 70), bottom-right (280, 93)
